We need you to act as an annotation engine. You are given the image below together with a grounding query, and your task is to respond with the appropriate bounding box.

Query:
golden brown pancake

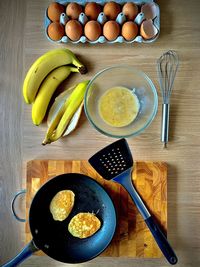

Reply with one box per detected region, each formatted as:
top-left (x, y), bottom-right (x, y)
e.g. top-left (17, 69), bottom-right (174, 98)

top-left (68, 212), bottom-right (101, 238)
top-left (50, 190), bottom-right (75, 221)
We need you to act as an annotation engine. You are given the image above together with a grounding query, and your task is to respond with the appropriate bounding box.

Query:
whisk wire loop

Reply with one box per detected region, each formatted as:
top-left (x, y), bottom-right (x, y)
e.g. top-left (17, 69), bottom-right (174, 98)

top-left (157, 50), bottom-right (179, 147)
top-left (157, 50), bottom-right (179, 104)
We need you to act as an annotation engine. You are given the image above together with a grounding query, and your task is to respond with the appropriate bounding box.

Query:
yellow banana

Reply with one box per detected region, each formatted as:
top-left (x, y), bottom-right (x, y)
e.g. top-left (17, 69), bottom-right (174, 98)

top-left (32, 66), bottom-right (78, 126)
top-left (42, 80), bottom-right (89, 145)
top-left (23, 48), bottom-right (87, 104)
top-left (42, 86), bottom-right (76, 143)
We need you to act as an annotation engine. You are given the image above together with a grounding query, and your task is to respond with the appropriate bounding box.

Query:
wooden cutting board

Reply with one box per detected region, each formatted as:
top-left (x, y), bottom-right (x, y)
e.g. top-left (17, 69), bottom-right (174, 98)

top-left (25, 160), bottom-right (167, 258)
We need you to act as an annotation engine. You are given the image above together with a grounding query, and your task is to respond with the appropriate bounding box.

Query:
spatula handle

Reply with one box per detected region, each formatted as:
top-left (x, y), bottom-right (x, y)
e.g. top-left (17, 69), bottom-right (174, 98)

top-left (114, 171), bottom-right (178, 265)
top-left (145, 216), bottom-right (178, 265)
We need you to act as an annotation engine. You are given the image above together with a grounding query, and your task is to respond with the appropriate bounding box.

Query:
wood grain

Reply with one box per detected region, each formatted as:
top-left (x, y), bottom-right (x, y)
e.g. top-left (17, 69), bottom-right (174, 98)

top-left (25, 160), bottom-right (167, 258)
top-left (0, 0), bottom-right (200, 266)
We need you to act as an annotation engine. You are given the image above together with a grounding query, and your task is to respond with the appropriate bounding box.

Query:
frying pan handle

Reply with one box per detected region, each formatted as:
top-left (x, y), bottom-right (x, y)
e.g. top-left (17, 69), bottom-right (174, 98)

top-left (11, 189), bottom-right (26, 222)
top-left (1, 240), bottom-right (39, 267)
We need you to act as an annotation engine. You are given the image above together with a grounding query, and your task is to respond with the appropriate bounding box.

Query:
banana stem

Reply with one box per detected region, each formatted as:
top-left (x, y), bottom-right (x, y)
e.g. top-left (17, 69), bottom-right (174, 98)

top-left (70, 54), bottom-right (87, 74)
top-left (78, 66), bottom-right (87, 74)
top-left (70, 67), bottom-right (79, 73)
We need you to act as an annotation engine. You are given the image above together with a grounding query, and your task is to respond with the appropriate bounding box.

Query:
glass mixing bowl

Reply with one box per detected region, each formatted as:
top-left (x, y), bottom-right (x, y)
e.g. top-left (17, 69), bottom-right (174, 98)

top-left (84, 66), bottom-right (158, 138)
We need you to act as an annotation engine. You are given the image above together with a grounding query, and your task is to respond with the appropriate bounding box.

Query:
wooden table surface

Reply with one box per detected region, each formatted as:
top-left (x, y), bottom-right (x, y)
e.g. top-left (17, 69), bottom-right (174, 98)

top-left (0, 0), bottom-right (200, 266)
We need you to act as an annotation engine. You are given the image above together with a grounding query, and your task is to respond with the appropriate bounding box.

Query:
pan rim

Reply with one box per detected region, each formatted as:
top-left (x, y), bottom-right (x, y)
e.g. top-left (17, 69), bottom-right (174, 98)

top-left (28, 172), bottom-right (117, 264)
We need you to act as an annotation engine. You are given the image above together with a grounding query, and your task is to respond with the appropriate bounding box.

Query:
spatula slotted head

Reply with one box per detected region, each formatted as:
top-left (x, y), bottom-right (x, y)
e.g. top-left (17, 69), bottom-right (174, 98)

top-left (89, 139), bottom-right (133, 180)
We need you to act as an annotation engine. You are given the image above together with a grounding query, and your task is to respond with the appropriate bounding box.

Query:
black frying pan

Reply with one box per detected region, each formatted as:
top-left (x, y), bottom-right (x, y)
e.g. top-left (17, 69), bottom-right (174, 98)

top-left (2, 173), bottom-right (117, 266)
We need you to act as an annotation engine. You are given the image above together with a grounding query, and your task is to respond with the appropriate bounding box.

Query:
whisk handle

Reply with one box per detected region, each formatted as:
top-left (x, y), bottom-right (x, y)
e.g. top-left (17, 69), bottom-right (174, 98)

top-left (161, 103), bottom-right (170, 147)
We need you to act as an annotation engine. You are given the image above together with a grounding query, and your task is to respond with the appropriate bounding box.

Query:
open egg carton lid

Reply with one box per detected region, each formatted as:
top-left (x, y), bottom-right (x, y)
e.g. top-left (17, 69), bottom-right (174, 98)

top-left (44, 0), bottom-right (160, 44)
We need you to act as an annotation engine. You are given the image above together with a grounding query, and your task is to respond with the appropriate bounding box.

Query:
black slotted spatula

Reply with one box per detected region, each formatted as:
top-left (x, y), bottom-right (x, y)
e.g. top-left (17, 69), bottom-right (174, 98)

top-left (89, 138), bottom-right (178, 265)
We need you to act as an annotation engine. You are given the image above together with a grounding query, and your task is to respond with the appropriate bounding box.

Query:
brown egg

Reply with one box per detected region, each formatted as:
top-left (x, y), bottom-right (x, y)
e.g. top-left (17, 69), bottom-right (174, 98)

top-left (47, 22), bottom-right (65, 41)
top-left (66, 2), bottom-right (82, 19)
top-left (103, 21), bottom-right (120, 41)
top-left (85, 2), bottom-right (101, 20)
top-left (122, 2), bottom-right (138, 20)
top-left (122, 21), bottom-right (138, 41)
top-left (140, 19), bottom-right (158, 39)
top-left (65, 20), bottom-right (83, 41)
top-left (47, 2), bottom-right (65, 22)
top-left (84, 21), bottom-right (102, 41)
top-left (103, 2), bottom-right (121, 20)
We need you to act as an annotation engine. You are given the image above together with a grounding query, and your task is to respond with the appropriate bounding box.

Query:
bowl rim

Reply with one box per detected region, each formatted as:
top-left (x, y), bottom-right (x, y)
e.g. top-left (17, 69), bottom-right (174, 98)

top-left (84, 65), bottom-right (158, 138)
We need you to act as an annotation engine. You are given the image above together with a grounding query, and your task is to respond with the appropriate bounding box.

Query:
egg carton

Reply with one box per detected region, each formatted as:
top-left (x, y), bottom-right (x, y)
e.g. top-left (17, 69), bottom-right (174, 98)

top-left (44, 0), bottom-right (160, 44)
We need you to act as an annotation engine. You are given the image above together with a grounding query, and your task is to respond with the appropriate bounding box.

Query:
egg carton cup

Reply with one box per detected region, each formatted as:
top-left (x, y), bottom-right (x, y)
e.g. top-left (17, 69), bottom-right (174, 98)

top-left (45, 0), bottom-right (160, 44)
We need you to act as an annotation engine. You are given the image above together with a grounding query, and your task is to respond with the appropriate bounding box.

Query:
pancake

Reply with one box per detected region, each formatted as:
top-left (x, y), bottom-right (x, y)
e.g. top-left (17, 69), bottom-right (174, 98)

top-left (68, 212), bottom-right (101, 238)
top-left (50, 190), bottom-right (75, 221)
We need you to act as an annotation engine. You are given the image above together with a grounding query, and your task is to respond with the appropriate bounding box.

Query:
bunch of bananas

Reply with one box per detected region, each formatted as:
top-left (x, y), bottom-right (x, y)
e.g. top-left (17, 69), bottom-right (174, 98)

top-left (23, 48), bottom-right (88, 144)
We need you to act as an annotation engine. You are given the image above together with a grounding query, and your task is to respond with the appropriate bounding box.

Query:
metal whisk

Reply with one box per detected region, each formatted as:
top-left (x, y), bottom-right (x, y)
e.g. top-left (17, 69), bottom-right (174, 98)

top-left (157, 50), bottom-right (179, 148)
